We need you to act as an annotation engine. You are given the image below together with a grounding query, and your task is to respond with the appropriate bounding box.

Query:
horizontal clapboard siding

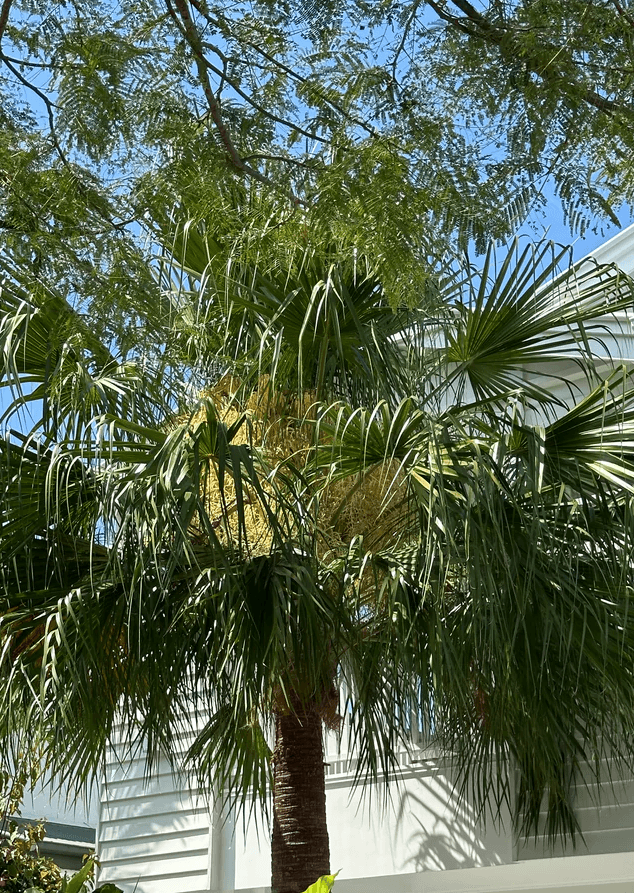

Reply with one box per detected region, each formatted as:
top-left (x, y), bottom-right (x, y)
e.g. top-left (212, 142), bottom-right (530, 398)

top-left (97, 719), bottom-right (634, 892)
top-left (97, 750), bottom-right (212, 893)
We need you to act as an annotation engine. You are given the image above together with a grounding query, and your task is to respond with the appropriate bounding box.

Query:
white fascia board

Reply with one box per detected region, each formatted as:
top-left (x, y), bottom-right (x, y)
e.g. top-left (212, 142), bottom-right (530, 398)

top-left (39, 837), bottom-right (94, 857)
top-left (577, 223), bottom-right (634, 275)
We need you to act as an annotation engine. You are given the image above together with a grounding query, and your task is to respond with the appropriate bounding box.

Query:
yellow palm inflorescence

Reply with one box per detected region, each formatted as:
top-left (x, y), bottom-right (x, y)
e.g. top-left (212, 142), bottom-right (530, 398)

top-left (189, 375), bottom-right (408, 561)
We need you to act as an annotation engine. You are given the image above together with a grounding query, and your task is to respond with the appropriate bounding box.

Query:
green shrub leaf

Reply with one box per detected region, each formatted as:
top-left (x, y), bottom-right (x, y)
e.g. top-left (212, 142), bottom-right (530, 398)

top-left (302, 871), bottom-right (340, 893)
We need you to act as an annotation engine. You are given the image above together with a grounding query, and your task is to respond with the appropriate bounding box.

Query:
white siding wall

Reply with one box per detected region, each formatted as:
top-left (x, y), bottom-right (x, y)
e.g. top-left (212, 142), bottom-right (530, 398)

top-left (98, 752), bottom-right (213, 893)
top-left (517, 761), bottom-right (634, 861)
top-left (97, 747), bottom-right (514, 893)
top-left (97, 745), bottom-right (634, 893)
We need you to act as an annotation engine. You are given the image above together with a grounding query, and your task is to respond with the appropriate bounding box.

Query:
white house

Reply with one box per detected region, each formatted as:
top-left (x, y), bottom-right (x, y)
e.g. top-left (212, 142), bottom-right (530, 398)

top-left (95, 225), bottom-right (634, 893)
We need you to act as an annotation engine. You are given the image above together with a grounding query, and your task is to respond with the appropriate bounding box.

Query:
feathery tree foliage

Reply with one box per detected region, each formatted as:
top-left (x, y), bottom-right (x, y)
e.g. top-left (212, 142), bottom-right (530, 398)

top-left (2, 0), bottom-right (634, 312)
top-left (3, 209), bottom-right (634, 891)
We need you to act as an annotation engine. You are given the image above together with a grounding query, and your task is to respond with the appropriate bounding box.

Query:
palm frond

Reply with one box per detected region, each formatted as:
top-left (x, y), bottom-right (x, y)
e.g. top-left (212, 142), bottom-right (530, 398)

top-left (441, 240), bottom-right (634, 409)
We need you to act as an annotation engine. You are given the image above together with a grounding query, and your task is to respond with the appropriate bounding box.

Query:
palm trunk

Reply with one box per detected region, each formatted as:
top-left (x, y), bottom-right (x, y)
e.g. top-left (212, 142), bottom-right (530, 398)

top-left (271, 705), bottom-right (330, 893)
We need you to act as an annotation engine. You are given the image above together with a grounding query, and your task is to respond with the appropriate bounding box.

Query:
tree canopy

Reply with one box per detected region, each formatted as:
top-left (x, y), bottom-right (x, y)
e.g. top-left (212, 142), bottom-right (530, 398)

top-left (2, 0), bottom-right (634, 312)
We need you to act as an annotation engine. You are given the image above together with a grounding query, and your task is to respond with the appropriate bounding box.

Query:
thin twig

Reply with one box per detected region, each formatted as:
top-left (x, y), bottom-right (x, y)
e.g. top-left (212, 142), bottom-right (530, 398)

top-left (1, 53), bottom-right (69, 167)
top-left (241, 153), bottom-right (319, 169)
top-left (204, 57), bottom-right (330, 145)
top-left (240, 40), bottom-right (380, 139)
top-left (391, 0), bottom-right (423, 83)
top-left (1, 53), bottom-right (139, 233)
top-left (0, 53), bottom-right (55, 69)
top-left (197, 9), bottom-right (380, 139)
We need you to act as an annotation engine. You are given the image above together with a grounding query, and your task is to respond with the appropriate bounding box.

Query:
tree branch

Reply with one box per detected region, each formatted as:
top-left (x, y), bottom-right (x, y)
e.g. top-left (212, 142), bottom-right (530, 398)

top-left (1, 53), bottom-right (64, 70)
top-left (431, 0), bottom-right (634, 122)
top-left (426, 0), bottom-right (480, 38)
top-left (392, 0), bottom-right (424, 82)
top-left (0, 53), bottom-right (70, 167)
top-left (237, 41), bottom-right (380, 140)
top-left (449, 0), bottom-right (493, 30)
top-left (1, 53), bottom-right (140, 234)
top-left (0, 0), bottom-right (13, 45)
top-left (241, 153), bottom-right (319, 169)
top-left (203, 57), bottom-right (330, 145)
top-left (166, 0), bottom-right (304, 201)
top-left (609, 0), bottom-right (634, 30)
top-left (196, 9), bottom-right (380, 139)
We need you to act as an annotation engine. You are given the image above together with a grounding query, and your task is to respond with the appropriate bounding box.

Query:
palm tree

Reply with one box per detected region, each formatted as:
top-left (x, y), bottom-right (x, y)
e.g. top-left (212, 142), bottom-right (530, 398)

top-left (2, 227), bottom-right (634, 893)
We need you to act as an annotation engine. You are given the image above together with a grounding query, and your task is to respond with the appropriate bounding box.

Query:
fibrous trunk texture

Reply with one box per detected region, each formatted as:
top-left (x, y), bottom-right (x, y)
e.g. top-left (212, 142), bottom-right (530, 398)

top-left (271, 706), bottom-right (330, 893)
